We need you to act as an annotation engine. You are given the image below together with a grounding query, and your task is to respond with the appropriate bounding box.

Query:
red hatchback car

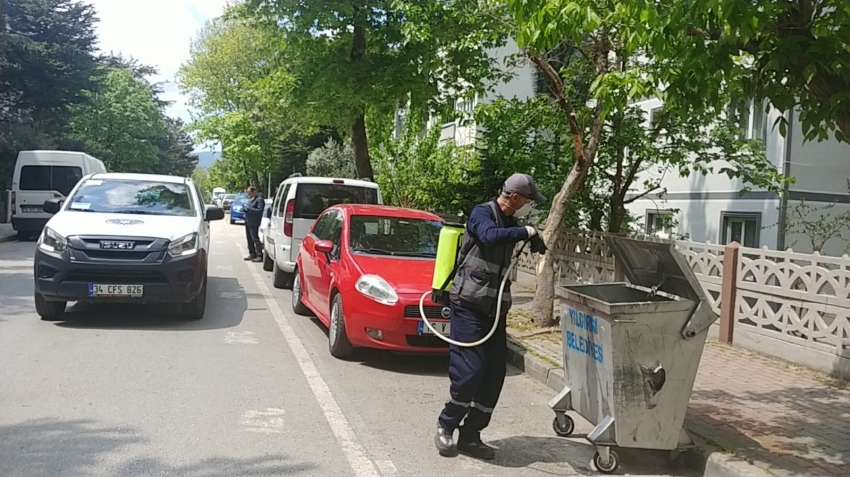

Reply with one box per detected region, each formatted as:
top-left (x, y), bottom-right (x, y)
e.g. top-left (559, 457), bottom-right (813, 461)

top-left (291, 204), bottom-right (451, 359)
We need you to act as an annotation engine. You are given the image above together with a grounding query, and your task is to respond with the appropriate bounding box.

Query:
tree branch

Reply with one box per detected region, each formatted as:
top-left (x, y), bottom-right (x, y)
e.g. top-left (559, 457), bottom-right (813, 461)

top-left (624, 185), bottom-right (660, 204)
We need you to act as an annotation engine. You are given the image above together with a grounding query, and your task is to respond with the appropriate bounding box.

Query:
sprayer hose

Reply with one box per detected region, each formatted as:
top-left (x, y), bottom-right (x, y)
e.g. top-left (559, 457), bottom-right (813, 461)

top-left (418, 259), bottom-right (514, 348)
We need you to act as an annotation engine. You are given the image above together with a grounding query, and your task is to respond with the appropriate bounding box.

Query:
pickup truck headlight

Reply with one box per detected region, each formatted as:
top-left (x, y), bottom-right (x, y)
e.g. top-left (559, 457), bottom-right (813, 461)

top-left (168, 232), bottom-right (198, 257)
top-left (355, 274), bottom-right (398, 305)
top-left (38, 227), bottom-right (67, 253)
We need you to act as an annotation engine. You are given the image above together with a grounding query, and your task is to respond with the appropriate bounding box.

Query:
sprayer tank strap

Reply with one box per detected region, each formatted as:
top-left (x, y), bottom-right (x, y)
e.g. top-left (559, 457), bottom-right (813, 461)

top-left (440, 201), bottom-right (506, 292)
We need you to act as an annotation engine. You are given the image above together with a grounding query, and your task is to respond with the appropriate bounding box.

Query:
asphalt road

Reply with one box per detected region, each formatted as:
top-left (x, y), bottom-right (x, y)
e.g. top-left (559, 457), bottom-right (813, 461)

top-left (0, 220), bottom-right (698, 477)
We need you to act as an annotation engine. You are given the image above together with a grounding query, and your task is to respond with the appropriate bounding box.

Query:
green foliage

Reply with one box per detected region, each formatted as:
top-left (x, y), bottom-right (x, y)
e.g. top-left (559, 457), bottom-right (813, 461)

top-left (633, 0), bottom-right (850, 144)
top-left (233, 0), bottom-right (510, 177)
top-left (1, 1), bottom-right (198, 189)
top-left (371, 109), bottom-right (480, 216)
top-left (0, 0), bottom-right (100, 189)
top-left (785, 198), bottom-right (850, 254)
top-left (306, 139), bottom-right (356, 179)
top-left (474, 96), bottom-right (586, 228)
top-left (154, 118), bottom-right (199, 178)
top-left (191, 167), bottom-right (210, 201)
top-left (177, 15), bottom-right (327, 192)
top-left (68, 68), bottom-right (167, 172)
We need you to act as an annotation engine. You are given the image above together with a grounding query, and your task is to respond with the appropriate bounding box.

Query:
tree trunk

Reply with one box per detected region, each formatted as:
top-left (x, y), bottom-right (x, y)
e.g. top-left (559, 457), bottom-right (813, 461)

top-left (608, 202), bottom-right (626, 233)
top-left (531, 155), bottom-right (594, 327)
top-left (527, 42), bottom-right (609, 328)
top-left (250, 171), bottom-right (261, 190)
top-left (350, 111), bottom-right (374, 180)
top-left (347, 17), bottom-right (373, 180)
top-left (837, 114), bottom-right (850, 146)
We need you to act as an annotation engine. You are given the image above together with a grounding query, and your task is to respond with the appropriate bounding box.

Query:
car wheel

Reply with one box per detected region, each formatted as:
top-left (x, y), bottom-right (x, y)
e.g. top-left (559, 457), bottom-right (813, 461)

top-left (328, 293), bottom-right (355, 360)
top-left (291, 271), bottom-right (312, 316)
top-left (273, 261), bottom-right (293, 289)
top-left (35, 292), bottom-right (66, 321)
top-left (183, 276), bottom-right (207, 320)
top-left (262, 249), bottom-right (274, 272)
top-left (230, 218), bottom-right (235, 225)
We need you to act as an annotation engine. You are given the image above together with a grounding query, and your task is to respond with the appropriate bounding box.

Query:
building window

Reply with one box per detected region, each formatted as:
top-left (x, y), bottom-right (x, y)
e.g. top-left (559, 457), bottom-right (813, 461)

top-left (455, 97), bottom-right (476, 116)
top-left (649, 107), bottom-right (663, 130)
top-left (727, 99), bottom-right (768, 142)
top-left (721, 212), bottom-right (761, 248)
top-left (646, 210), bottom-right (675, 236)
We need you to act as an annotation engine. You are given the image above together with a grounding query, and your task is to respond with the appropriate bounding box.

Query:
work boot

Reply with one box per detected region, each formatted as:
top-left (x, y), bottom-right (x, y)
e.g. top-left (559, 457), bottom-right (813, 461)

top-left (434, 427), bottom-right (454, 457)
top-left (252, 256), bottom-right (263, 263)
top-left (457, 437), bottom-right (496, 460)
top-left (244, 255), bottom-right (255, 261)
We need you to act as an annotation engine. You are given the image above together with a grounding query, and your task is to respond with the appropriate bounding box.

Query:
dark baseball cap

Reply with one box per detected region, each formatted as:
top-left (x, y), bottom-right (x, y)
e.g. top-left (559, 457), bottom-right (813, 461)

top-left (503, 173), bottom-right (546, 202)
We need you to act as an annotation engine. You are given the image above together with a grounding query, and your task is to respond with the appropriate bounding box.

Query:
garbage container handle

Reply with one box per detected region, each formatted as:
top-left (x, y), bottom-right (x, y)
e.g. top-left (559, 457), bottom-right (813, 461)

top-left (681, 300), bottom-right (710, 340)
top-left (640, 363), bottom-right (666, 395)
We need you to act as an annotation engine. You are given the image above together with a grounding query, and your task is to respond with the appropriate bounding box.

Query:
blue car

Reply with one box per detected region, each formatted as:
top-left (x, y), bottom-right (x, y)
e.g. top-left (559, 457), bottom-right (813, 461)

top-left (229, 198), bottom-right (248, 225)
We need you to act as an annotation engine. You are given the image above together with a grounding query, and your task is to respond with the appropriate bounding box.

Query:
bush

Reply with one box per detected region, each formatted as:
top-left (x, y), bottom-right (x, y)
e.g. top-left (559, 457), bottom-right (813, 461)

top-left (305, 138), bottom-right (356, 178)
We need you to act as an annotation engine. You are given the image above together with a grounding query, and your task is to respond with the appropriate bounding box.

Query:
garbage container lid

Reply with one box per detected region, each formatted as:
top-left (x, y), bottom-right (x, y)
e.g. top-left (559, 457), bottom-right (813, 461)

top-left (605, 236), bottom-right (705, 304)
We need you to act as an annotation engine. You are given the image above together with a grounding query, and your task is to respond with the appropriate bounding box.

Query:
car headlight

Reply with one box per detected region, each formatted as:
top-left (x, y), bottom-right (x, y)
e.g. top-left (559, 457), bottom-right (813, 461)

top-left (355, 274), bottom-right (399, 305)
top-left (39, 227), bottom-right (67, 253)
top-left (168, 232), bottom-right (198, 257)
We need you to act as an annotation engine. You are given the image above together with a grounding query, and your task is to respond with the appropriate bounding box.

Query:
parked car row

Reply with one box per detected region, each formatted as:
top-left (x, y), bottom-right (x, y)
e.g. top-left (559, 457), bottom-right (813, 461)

top-left (258, 175), bottom-right (451, 359)
top-left (19, 151), bottom-right (453, 359)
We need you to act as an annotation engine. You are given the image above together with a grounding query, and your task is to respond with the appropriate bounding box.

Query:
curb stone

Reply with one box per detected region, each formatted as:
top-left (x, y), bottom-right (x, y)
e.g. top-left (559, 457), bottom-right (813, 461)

top-left (505, 335), bottom-right (776, 477)
top-left (0, 233), bottom-right (16, 244)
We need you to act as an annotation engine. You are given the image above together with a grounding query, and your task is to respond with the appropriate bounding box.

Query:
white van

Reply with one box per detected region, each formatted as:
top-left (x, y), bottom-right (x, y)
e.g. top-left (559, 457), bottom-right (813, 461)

top-left (11, 150), bottom-right (107, 239)
top-left (262, 176), bottom-right (382, 288)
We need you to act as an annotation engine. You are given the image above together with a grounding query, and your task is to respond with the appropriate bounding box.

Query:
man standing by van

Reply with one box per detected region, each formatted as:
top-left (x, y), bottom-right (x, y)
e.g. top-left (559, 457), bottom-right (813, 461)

top-left (243, 187), bottom-right (265, 262)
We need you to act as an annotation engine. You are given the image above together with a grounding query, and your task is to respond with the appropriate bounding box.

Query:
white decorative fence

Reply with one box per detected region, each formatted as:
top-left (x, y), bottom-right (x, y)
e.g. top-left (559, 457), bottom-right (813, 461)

top-left (517, 229), bottom-right (850, 379)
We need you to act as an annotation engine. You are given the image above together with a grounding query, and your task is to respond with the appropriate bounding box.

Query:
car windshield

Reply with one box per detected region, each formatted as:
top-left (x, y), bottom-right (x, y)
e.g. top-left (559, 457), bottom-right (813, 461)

top-left (349, 215), bottom-right (442, 258)
top-left (66, 179), bottom-right (196, 217)
top-left (233, 198), bottom-right (249, 207)
top-left (224, 195), bottom-right (236, 201)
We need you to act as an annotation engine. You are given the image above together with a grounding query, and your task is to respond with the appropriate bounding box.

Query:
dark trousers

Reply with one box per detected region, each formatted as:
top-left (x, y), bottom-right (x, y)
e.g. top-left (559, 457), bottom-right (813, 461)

top-left (437, 299), bottom-right (507, 441)
top-left (245, 224), bottom-right (262, 258)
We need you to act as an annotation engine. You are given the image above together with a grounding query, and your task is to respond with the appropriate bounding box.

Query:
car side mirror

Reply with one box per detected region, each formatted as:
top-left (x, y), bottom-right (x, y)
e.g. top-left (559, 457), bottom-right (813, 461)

top-left (204, 205), bottom-right (225, 221)
top-left (315, 240), bottom-right (334, 255)
top-left (43, 199), bottom-right (63, 215)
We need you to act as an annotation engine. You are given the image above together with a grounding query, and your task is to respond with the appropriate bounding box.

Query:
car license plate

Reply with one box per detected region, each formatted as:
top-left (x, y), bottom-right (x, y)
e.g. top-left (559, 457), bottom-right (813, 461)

top-left (21, 205), bottom-right (41, 213)
top-left (418, 321), bottom-right (450, 335)
top-left (100, 241), bottom-right (135, 250)
top-left (88, 284), bottom-right (144, 297)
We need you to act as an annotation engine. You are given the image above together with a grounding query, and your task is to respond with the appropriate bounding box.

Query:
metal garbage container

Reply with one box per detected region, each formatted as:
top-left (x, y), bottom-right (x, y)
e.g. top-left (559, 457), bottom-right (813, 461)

top-left (547, 236), bottom-right (718, 474)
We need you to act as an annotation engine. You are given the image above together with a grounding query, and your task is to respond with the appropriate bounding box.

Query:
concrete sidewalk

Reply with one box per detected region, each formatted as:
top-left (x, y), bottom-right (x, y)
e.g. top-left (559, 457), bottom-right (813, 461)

top-left (507, 287), bottom-right (850, 477)
top-left (0, 223), bottom-right (16, 243)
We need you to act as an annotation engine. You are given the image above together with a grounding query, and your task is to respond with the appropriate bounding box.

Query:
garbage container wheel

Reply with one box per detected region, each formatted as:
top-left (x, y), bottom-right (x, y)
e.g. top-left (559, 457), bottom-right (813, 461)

top-left (552, 415), bottom-right (575, 437)
top-left (664, 449), bottom-right (685, 467)
top-left (593, 449), bottom-right (620, 474)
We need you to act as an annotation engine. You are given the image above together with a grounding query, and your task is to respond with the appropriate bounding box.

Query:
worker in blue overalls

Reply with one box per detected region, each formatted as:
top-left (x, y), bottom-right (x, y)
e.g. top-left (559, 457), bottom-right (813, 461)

top-left (435, 173), bottom-right (548, 460)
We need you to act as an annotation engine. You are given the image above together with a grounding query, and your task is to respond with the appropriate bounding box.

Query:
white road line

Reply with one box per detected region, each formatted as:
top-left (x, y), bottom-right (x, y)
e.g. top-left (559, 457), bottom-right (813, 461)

top-left (239, 244), bottom-right (382, 477)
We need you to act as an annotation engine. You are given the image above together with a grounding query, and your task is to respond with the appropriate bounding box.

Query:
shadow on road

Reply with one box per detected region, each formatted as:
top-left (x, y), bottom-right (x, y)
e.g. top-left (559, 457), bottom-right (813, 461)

top-left (53, 277), bottom-right (247, 331)
top-left (484, 435), bottom-right (700, 476)
top-left (0, 418), bottom-right (313, 477)
top-left (0, 271), bottom-right (33, 298)
top-left (358, 352), bottom-right (523, 378)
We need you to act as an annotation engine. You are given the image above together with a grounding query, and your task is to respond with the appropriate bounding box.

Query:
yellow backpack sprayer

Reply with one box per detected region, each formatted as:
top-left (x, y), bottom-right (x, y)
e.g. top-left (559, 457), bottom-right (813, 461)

top-left (418, 222), bottom-right (540, 348)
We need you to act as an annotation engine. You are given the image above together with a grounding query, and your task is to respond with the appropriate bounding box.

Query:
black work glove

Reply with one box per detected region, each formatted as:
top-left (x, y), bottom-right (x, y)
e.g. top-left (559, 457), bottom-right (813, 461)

top-left (530, 234), bottom-right (547, 255)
